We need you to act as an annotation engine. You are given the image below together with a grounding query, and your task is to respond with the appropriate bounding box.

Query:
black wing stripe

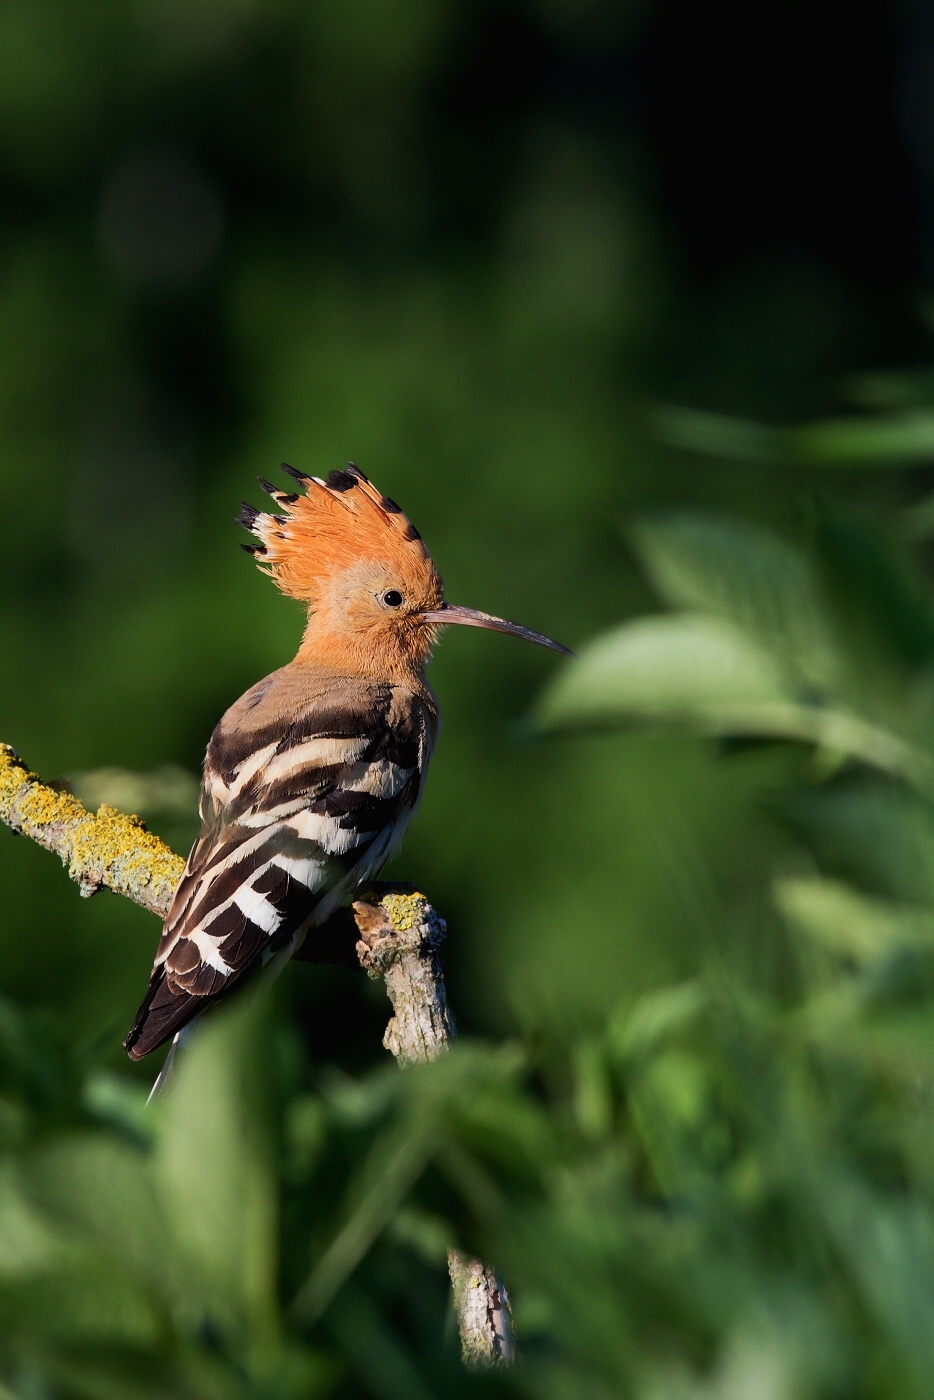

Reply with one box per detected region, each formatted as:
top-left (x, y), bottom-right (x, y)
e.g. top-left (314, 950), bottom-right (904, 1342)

top-left (308, 789), bottom-right (397, 824)
top-left (217, 918), bottom-right (269, 969)
top-left (184, 842), bottom-right (286, 930)
top-left (201, 903), bottom-right (247, 943)
top-left (174, 961), bottom-right (231, 997)
top-left (207, 693), bottom-right (393, 781)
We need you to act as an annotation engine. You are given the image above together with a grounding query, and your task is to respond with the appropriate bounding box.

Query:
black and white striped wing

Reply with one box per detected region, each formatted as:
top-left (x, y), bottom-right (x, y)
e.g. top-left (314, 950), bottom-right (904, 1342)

top-left (124, 679), bottom-right (431, 1059)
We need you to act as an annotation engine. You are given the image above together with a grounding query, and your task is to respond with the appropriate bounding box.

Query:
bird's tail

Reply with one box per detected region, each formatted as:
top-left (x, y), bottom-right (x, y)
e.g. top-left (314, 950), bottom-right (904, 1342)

top-left (145, 930), bottom-right (306, 1102)
top-left (147, 1015), bottom-right (202, 1102)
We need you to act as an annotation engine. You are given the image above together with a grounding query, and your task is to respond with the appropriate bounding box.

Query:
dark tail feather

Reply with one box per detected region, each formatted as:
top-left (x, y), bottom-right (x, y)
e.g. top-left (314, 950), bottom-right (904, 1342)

top-left (123, 968), bottom-right (204, 1061)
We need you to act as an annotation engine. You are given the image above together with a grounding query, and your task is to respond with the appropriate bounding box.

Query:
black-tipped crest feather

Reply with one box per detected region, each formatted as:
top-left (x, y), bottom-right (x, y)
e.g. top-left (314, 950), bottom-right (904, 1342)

top-left (326, 469), bottom-right (358, 492)
top-left (281, 462), bottom-right (309, 484)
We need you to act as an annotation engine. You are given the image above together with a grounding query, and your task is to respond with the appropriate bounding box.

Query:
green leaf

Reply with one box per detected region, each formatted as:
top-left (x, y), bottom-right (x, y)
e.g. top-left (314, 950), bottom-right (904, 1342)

top-left (537, 614), bottom-right (791, 727)
top-left (651, 405), bottom-right (781, 464)
top-left (571, 1038), bottom-right (614, 1141)
top-left (327, 1285), bottom-right (437, 1400)
top-left (0, 1160), bottom-right (71, 1279)
top-left (283, 1093), bottom-right (327, 1185)
top-left (780, 781), bottom-right (934, 906)
top-left (0, 1161), bottom-right (160, 1347)
top-left (632, 514), bottom-right (837, 689)
top-left (154, 994), bottom-right (278, 1339)
top-left (848, 367), bottom-right (934, 411)
top-left (789, 411), bottom-right (934, 466)
top-left (0, 1260), bottom-right (161, 1344)
top-left (775, 877), bottom-right (934, 965)
top-left (290, 1117), bottom-right (436, 1325)
top-left (0, 1259), bottom-right (161, 1347)
top-left (81, 1071), bottom-right (159, 1147)
top-left (386, 1206), bottom-right (453, 1266)
top-left (819, 1176), bottom-right (934, 1387)
top-left (653, 402), bottom-right (934, 469)
top-left (536, 615), bottom-right (932, 787)
top-left (815, 506), bottom-right (934, 669)
top-left (609, 981), bottom-right (708, 1062)
top-left (24, 1134), bottom-right (171, 1288)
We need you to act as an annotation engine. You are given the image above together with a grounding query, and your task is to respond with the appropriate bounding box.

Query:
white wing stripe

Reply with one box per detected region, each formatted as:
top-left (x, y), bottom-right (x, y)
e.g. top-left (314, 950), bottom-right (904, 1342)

top-left (287, 808), bottom-right (372, 853)
top-left (272, 853), bottom-right (326, 887)
top-left (341, 758), bottom-right (415, 797)
top-left (201, 823), bottom-right (296, 880)
top-left (206, 770), bottom-right (230, 804)
top-left (307, 821), bottom-right (402, 927)
top-left (237, 797), bottom-right (308, 828)
top-left (261, 736), bottom-right (370, 786)
top-left (188, 929), bottom-right (234, 973)
top-left (166, 850), bottom-right (301, 962)
top-left (234, 884), bottom-right (283, 934)
top-left (227, 742), bottom-right (278, 798)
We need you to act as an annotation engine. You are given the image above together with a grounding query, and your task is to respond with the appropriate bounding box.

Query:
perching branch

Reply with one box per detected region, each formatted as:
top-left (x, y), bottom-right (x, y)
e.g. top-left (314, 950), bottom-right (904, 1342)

top-left (0, 740), bottom-right (513, 1369)
top-left (352, 889), bottom-right (456, 1064)
top-left (0, 744), bottom-right (184, 916)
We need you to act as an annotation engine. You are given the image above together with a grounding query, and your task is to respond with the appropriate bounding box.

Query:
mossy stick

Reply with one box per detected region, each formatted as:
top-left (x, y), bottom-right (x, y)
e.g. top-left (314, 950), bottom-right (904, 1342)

top-left (352, 888), bottom-right (456, 1064)
top-left (0, 743), bottom-right (184, 917)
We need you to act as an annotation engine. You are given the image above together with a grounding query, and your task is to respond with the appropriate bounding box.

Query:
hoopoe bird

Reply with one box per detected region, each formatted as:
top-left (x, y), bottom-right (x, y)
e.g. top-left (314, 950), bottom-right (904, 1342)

top-left (124, 463), bottom-right (569, 1068)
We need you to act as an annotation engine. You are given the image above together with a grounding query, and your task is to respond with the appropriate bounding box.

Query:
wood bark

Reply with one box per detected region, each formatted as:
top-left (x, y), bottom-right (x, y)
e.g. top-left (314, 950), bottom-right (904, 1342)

top-left (0, 744), bottom-right (183, 917)
top-left (351, 888), bottom-right (455, 1064)
top-left (0, 741), bottom-right (513, 1369)
top-left (447, 1251), bottom-right (514, 1369)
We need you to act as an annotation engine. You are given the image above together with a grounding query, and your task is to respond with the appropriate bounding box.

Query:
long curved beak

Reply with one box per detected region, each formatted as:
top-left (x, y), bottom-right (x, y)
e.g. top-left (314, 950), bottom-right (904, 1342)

top-left (421, 603), bottom-right (574, 655)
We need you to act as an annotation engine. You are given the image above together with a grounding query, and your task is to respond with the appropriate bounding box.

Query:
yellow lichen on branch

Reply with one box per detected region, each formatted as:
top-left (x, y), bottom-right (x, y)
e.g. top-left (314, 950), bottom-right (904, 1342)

top-left (0, 743), bottom-right (184, 918)
top-left (378, 889), bottom-right (423, 932)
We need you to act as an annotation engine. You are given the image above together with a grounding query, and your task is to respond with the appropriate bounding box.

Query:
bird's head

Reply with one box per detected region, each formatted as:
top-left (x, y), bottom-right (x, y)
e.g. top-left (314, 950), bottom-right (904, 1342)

top-left (238, 464), bottom-right (571, 679)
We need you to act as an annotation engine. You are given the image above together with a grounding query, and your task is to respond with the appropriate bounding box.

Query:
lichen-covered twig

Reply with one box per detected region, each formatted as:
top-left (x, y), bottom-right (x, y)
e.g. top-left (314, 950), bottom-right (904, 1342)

top-left (352, 888), bottom-right (456, 1064)
top-left (0, 744), bottom-right (184, 918)
top-left (0, 741), bottom-right (513, 1368)
top-left (352, 886), bottom-right (515, 1369)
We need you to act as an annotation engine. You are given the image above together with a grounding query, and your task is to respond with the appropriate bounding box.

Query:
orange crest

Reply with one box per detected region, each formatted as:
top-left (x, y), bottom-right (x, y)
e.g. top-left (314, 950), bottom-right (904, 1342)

top-left (237, 463), bottom-right (435, 604)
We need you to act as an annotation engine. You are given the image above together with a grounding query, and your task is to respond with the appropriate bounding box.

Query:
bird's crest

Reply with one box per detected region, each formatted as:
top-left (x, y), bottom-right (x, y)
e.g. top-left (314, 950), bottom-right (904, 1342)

top-left (238, 463), bottom-right (432, 603)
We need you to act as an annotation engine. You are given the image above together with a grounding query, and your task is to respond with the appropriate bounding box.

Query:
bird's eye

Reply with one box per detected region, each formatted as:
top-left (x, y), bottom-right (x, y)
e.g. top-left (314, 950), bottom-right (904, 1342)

top-left (382, 590), bottom-right (404, 608)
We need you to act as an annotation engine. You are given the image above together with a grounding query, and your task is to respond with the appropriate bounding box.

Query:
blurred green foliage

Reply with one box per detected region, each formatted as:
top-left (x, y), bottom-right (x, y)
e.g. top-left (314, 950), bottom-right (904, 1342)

top-left (3, 0), bottom-right (934, 1395)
